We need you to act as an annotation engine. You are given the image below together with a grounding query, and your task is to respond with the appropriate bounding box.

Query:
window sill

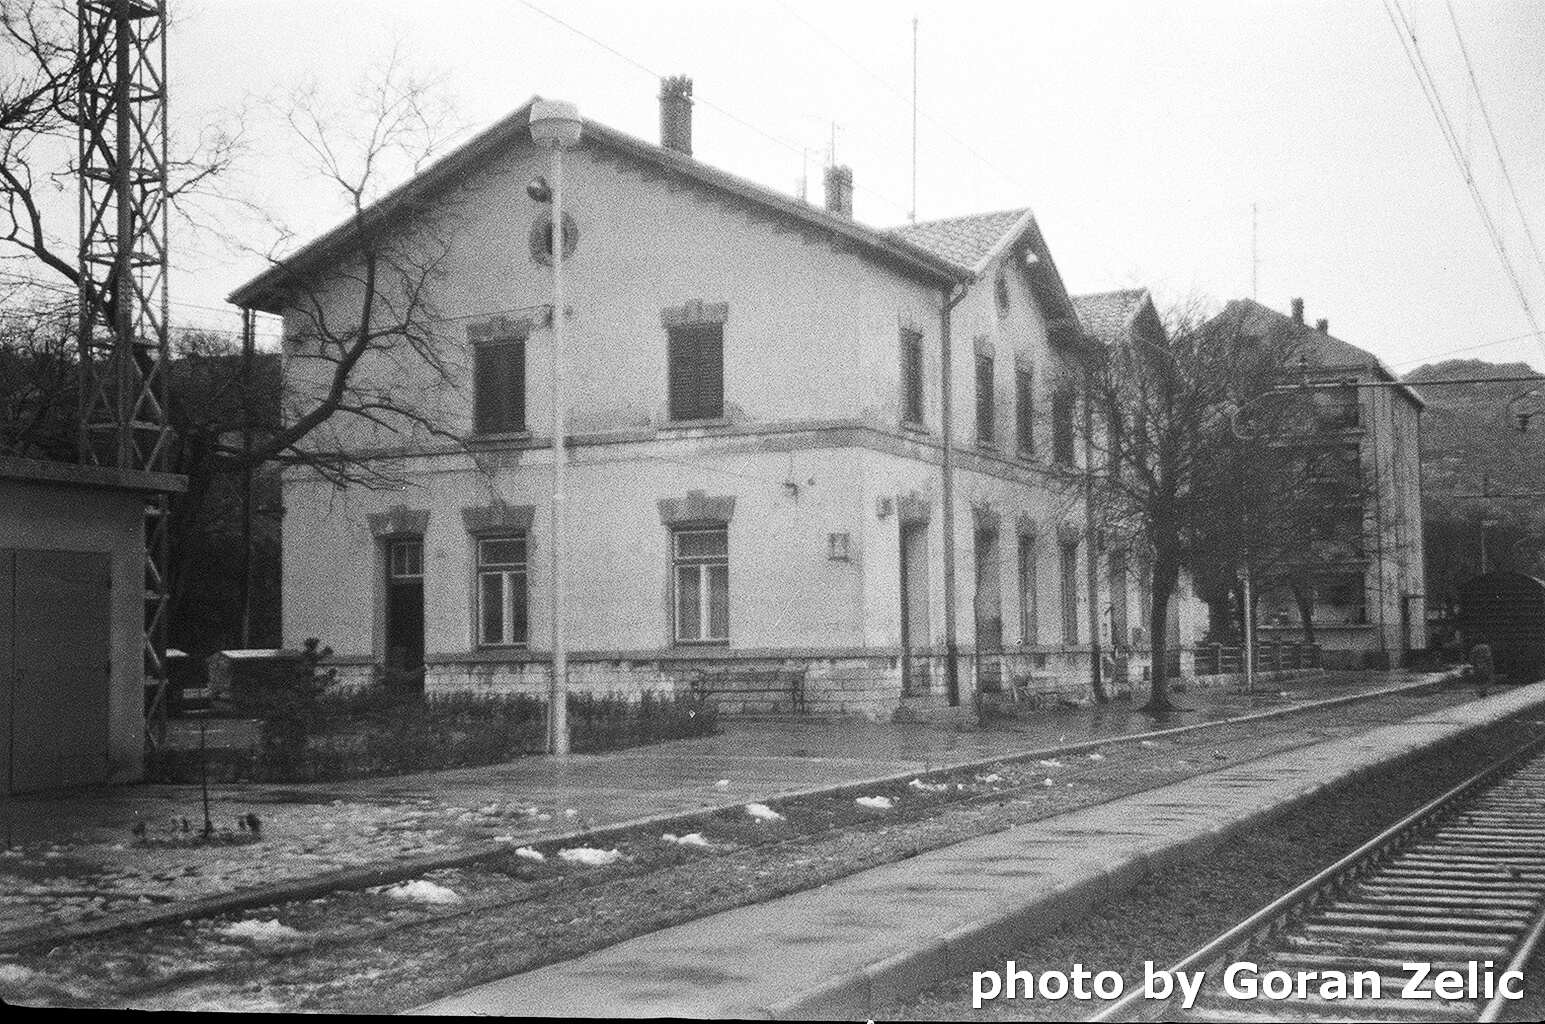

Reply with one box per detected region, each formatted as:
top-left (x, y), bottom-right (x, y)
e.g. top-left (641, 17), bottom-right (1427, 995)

top-left (468, 430), bottom-right (532, 443)
top-left (661, 417), bottom-right (731, 431)
top-left (672, 639), bottom-right (731, 648)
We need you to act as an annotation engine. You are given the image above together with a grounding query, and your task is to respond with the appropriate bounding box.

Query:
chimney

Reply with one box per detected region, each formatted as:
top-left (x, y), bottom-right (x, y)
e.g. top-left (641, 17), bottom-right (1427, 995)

top-left (1315, 318), bottom-right (1328, 334)
top-left (824, 164), bottom-right (854, 218)
top-left (1290, 297), bottom-right (1305, 324)
top-left (659, 75), bottom-right (693, 156)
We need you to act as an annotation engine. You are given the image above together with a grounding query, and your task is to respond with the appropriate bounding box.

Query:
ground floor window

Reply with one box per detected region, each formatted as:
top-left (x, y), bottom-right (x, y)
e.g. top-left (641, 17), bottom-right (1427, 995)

top-left (1018, 534), bottom-right (1038, 644)
top-left (1060, 538), bottom-right (1080, 644)
top-left (673, 526), bottom-right (729, 642)
top-left (477, 536), bottom-right (529, 647)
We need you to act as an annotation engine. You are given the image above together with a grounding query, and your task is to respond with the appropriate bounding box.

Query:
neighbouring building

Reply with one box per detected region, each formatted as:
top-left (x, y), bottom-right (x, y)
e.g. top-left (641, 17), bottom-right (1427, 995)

top-left (1215, 298), bottom-right (1427, 668)
top-left (1069, 288), bottom-right (1210, 684)
top-left (1, 456), bottom-right (184, 793)
top-left (230, 81), bottom-right (1148, 717)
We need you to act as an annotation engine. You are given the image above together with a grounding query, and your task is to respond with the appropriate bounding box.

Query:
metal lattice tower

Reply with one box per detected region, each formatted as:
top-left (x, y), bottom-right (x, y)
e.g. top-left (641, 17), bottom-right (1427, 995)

top-left (75, 0), bottom-right (172, 745)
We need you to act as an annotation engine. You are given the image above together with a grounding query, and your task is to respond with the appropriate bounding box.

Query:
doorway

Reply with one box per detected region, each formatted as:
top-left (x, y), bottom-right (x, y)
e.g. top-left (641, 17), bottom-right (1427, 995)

top-left (898, 521), bottom-right (929, 695)
top-left (2, 548), bottom-right (112, 794)
top-left (385, 539), bottom-right (425, 672)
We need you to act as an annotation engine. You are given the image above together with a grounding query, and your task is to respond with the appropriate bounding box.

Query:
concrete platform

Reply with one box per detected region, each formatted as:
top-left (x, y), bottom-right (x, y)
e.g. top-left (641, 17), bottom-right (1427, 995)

top-left (413, 680), bottom-right (1545, 1019)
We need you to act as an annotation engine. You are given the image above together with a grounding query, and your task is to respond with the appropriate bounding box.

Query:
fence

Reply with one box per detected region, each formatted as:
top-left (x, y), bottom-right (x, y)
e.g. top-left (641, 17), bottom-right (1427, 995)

top-left (1193, 642), bottom-right (1322, 677)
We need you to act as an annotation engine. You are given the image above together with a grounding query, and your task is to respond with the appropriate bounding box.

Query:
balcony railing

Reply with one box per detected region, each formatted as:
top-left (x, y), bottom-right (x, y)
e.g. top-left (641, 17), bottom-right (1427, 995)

top-left (1194, 642), bottom-right (1322, 676)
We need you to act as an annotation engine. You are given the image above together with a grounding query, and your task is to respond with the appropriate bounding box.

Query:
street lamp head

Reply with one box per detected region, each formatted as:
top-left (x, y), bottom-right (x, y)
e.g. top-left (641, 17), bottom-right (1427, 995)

top-left (530, 100), bottom-right (582, 149)
top-left (526, 176), bottom-right (552, 203)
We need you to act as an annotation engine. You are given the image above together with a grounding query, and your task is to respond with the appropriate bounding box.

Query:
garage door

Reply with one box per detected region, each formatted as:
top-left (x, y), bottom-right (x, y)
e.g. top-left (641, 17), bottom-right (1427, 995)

top-left (1, 549), bottom-right (112, 794)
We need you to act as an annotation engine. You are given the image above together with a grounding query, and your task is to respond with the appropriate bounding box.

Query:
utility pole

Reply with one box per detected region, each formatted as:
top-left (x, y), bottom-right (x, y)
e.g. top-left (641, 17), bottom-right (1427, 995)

top-left (240, 306), bottom-right (255, 647)
top-left (1251, 202), bottom-right (1259, 300)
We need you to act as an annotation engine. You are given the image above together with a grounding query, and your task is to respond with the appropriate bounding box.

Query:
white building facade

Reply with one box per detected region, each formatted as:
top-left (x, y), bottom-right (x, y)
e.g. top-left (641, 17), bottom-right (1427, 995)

top-left (232, 85), bottom-right (1148, 716)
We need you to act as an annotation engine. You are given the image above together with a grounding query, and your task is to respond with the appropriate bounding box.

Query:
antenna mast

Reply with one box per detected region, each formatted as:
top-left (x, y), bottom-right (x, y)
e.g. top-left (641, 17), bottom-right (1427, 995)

top-left (76, 0), bottom-right (173, 746)
top-left (910, 15), bottom-right (918, 221)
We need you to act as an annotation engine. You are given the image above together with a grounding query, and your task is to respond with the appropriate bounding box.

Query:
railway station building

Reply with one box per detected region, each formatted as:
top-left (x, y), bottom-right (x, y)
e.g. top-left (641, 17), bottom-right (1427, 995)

top-left (230, 81), bottom-right (1189, 717)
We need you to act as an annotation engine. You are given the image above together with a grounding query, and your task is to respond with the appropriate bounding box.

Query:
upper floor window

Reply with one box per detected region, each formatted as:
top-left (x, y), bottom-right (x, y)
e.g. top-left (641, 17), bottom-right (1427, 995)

top-left (1015, 367), bottom-right (1034, 457)
top-left (995, 272), bottom-right (1011, 315)
top-left (1052, 389), bottom-right (1076, 464)
top-left (667, 323), bottom-right (725, 422)
top-left (477, 536), bottom-right (528, 647)
top-left (900, 328), bottom-right (925, 426)
top-left (673, 526), bottom-right (729, 643)
top-left (473, 328), bottom-right (527, 435)
top-left (975, 353), bottom-right (995, 445)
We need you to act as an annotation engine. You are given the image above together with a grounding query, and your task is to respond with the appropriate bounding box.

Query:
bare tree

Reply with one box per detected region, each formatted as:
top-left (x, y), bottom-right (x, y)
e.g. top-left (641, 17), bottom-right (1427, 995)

top-left (1086, 300), bottom-right (1317, 713)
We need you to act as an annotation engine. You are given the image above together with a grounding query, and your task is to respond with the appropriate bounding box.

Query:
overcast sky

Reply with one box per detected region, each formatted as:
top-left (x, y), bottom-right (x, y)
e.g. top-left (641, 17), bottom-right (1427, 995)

top-left (165, 0), bottom-right (1545, 373)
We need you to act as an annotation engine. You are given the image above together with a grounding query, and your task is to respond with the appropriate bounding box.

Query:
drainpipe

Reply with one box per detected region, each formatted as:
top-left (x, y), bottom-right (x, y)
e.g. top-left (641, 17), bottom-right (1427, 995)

top-left (1082, 373), bottom-right (1108, 703)
top-left (940, 283), bottom-right (968, 706)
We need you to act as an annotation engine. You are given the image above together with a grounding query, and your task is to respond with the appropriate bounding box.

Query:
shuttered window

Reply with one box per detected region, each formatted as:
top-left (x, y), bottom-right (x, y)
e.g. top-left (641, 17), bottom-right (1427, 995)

top-left (975, 354), bottom-right (995, 445)
top-left (473, 338), bottom-right (526, 435)
top-left (1015, 368), bottom-right (1034, 457)
top-left (667, 323), bottom-right (724, 421)
top-left (900, 328), bottom-right (924, 425)
top-left (1052, 390), bottom-right (1076, 464)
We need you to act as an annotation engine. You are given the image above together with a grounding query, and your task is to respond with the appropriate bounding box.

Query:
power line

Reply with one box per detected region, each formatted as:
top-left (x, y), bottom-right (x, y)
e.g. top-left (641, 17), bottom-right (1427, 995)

top-left (1380, 0), bottom-right (1545, 364)
top-left (1389, 330), bottom-right (1543, 369)
top-left (514, 0), bottom-right (913, 217)
top-left (1444, 0), bottom-right (1545, 285)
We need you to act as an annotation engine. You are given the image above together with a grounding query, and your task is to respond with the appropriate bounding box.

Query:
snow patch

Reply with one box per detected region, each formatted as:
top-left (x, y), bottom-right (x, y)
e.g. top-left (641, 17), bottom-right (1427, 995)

top-left (974, 773), bottom-right (1003, 784)
top-left (1087, 752), bottom-right (1105, 761)
top-left (1042, 778), bottom-right (1055, 787)
top-left (855, 796), bottom-right (894, 810)
top-left (745, 803), bottom-right (784, 822)
top-left (513, 846), bottom-right (545, 862)
top-left (713, 779), bottom-right (730, 790)
top-left (1035, 758), bottom-right (1064, 768)
top-left (662, 832), bottom-right (711, 847)
top-left (557, 846), bottom-right (622, 867)
top-left (907, 778), bottom-right (948, 793)
top-left (217, 919), bottom-right (303, 944)
top-left (0, 963), bottom-right (38, 988)
top-left (382, 880), bottom-right (462, 905)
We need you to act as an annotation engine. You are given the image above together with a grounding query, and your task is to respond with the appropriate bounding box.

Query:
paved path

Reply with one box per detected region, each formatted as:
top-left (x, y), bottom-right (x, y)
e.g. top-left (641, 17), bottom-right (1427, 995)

top-left (0, 670), bottom-right (1455, 949)
top-left (414, 680), bottom-right (1545, 1019)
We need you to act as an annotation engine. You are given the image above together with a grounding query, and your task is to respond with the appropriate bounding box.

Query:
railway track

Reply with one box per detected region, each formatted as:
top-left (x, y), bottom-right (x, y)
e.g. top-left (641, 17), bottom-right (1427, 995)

top-left (1090, 737), bottom-right (1545, 1023)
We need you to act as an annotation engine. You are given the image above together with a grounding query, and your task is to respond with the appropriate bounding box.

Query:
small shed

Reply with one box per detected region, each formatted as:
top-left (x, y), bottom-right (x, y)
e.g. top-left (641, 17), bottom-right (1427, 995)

top-left (0, 456), bottom-right (185, 794)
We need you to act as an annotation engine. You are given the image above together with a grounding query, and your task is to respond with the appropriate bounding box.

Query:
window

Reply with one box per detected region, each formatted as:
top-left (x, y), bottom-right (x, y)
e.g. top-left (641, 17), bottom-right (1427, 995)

top-left (995, 272), bottom-right (1011, 314)
top-left (1015, 367), bottom-right (1034, 457)
top-left (673, 526), bottom-right (729, 642)
top-left (1060, 539), bottom-right (1080, 644)
top-left (900, 328), bottom-right (925, 426)
top-left (1052, 389), bottom-right (1076, 464)
top-left (975, 353), bottom-right (995, 445)
top-left (668, 323), bottom-right (724, 421)
top-left (477, 536), bottom-right (529, 647)
top-left (473, 331), bottom-right (526, 435)
top-left (388, 539), bottom-right (423, 579)
top-left (1018, 534), bottom-right (1039, 644)
top-left (1110, 550), bottom-right (1129, 646)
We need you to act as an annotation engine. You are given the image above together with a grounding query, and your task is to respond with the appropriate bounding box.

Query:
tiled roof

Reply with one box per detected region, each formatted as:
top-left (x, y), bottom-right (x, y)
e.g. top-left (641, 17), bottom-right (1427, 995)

top-left (1071, 288), bottom-right (1150, 341)
top-left (889, 209), bottom-right (1029, 270)
top-left (1220, 299), bottom-right (1423, 408)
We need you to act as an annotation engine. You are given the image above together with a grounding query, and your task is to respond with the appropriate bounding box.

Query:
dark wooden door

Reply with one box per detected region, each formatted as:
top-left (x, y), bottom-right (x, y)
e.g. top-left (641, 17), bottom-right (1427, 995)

top-left (4, 549), bottom-right (112, 793)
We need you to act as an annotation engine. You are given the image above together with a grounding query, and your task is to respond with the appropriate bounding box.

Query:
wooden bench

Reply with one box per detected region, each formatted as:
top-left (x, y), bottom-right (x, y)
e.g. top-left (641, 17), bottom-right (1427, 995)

top-left (686, 666), bottom-right (808, 714)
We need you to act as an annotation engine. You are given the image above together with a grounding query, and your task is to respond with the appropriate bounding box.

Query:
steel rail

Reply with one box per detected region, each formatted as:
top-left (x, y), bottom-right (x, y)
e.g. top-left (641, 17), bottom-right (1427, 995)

top-left (1087, 731), bottom-right (1545, 1023)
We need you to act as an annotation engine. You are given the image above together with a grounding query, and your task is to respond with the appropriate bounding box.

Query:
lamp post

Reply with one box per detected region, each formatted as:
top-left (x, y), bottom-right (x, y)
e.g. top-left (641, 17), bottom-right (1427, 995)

top-left (530, 100), bottom-right (582, 756)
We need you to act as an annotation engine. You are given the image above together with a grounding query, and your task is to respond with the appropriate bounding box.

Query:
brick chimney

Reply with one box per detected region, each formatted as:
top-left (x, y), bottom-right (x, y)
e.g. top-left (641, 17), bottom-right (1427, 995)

top-left (824, 164), bottom-right (853, 218)
top-left (659, 75), bottom-right (693, 156)
top-left (1290, 297), bottom-right (1305, 324)
top-left (1315, 318), bottom-right (1328, 334)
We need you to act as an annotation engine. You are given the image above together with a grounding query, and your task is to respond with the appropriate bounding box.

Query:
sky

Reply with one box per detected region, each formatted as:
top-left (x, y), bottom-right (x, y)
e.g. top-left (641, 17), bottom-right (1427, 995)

top-left (131, 1), bottom-right (1545, 371)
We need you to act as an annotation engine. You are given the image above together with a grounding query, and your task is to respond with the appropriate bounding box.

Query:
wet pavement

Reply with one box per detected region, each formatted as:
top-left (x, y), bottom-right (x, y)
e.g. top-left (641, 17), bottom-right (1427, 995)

top-left (0, 670), bottom-right (1456, 947)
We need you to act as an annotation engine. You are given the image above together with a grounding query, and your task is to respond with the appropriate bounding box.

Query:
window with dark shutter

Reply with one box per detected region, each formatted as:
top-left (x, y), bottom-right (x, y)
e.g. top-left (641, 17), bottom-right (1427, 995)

top-left (975, 353), bottom-right (995, 445)
top-left (667, 323), bottom-right (724, 421)
top-left (1015, 367), bottom-right (1034, 457)
top-left (473, 337), bottom-right (526, 435)
top-left (900, 328), bottom-right (924, 426)
top-left (1052, 390), bottom-right (1076, 464)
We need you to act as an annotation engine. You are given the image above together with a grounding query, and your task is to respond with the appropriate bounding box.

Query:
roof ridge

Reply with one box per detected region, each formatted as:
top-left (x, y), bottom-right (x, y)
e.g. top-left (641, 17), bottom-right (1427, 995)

top-left (888, 206), bottom-right (1030, 231)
